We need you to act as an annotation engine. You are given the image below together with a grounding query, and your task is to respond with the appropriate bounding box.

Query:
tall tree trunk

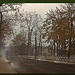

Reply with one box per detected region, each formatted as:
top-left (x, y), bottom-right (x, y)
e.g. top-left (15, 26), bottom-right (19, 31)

top-left (57, 42), bottom-right (58, 57)
top-left (40, 32), bottom-right (42, 56)
top-left (59, 42), bottom-right (61, 57)
top-left (0, 11), bottom-right (2, 47)
top-left (60, 42), bottom-right (62, 57)
top-left (28, 25), bottom-right (30, 55)
top-left (35, 30), bottom-right (37, 59)
top-left (54, 41), bottom-right (55, 57)
top-left (51, 46), bottom-right (52, 56)
top-left (29, 34), bottom-right (31, 55)
top-left (61, 42), bottom-right (63, 57)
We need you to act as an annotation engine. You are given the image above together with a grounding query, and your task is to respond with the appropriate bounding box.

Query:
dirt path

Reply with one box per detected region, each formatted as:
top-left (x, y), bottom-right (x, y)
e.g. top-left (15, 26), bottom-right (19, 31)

top-left (0, 58), bottom-right (17, 73)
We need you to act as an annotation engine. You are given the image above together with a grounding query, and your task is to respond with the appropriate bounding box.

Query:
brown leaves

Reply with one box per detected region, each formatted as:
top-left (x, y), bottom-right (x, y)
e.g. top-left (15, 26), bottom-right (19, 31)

top-left (43, 3), bottom-right (75, 44)
top-left (1, 20), bottom-right (12, 37)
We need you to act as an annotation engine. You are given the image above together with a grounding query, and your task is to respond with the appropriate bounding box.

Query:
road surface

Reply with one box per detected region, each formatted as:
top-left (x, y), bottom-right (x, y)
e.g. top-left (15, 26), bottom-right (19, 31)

top-left (10, 56), bottom-right (75, 73)
top-left (0, 57), bottom-right (17, 73)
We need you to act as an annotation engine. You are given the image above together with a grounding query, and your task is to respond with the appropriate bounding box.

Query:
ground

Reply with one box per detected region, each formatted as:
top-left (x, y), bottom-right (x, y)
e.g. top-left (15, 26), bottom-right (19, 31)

top-left (0, 56), bottom-right (75, 73)
top-left (9, 56), bottom-right (75, 73)
top-left (0, 57), bottom-right (17, 73)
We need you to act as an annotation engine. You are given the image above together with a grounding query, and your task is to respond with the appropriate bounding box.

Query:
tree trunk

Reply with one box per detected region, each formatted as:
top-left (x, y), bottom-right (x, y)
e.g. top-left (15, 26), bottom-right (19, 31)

top-left (54, 41), bottom-right (55, 57)
top-left (57, 42), bottom-right (58, 57)
top-left (0, 11), bottom-right (2, 47)
top-left (35, 30), bottom-right (37, 59)
top-left (59, 42), bottom-right (61, 57)
top-left (28, 26), bottom-right (30, 55)
top-left (61, 42), bottom-right (63, 57)
top-left (40, 32), bottom-right (42, 56)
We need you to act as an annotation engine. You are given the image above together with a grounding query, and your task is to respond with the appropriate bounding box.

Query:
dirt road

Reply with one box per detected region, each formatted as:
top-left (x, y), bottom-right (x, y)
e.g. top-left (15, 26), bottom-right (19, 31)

top-left (0, 58), bottom-right (17, 73)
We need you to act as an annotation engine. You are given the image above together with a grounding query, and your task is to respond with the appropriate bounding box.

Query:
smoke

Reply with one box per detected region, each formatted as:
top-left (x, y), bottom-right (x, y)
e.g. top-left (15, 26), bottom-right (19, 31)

top-left (0, 46), bottom-right (10, 62)
top-left (0, 46), bottom-right (19, 70)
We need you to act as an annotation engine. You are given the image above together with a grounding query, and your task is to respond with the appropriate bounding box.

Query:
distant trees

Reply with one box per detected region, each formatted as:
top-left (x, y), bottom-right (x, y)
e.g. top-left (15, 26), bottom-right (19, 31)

top-left (11, 32), bottom-right (27, 55)
top-left (24, 12), bottom-right (37, 55)
top-left (16, 11), bottom-right (43, 56)
top-left (24, 12), bottom-right (42, 56)
top-left (42, 3), bottom-right (75, 57)
top-left (10, 10), bottom-right (43, 57)
top-left (32, 13), bottom-right (42, 58)
top-left (1, 3), bottom-right (74, 59)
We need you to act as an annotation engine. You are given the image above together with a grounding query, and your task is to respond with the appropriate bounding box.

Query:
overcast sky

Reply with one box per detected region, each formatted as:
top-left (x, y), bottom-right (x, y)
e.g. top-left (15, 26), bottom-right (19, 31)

top-left (20, 3), bottom-right (59, 17)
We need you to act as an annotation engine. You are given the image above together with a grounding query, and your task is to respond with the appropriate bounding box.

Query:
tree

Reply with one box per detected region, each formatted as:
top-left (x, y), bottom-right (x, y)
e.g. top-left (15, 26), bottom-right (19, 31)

top-left (11, 32), bottom-right (27, 56)
top-left (0, 3), bottom-right (21, 48)
top-left (18, 11), bottom-right (43, 56)
top-left (42, 3), bottom-right (75, 57)
top-left (31, 13), bottom-right (43, 58)
top-left (38, 26), bottom-right (43, 56)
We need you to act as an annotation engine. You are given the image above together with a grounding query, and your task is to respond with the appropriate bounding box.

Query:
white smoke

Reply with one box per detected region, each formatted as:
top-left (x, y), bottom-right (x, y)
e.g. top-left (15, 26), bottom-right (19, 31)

top-left (0, 46), bottom-right (19, 69)
top-left (0, 46), bottom-right (10, 62)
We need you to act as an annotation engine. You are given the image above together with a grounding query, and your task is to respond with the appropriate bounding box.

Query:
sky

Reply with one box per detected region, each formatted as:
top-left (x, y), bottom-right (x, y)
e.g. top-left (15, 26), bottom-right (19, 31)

top-left (20, 3), bottom-right (59, 17)
top-left (5, 3), bottom-right (60, 47)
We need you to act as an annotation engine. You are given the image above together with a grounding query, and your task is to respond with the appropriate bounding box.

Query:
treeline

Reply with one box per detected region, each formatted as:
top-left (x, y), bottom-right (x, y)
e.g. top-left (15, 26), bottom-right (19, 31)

top-left (0, 3), bottom-right (75, 59)
top-left (11, 12), bottom-right (43, 58)
top-left (43, 3), bottom-right (75, 57)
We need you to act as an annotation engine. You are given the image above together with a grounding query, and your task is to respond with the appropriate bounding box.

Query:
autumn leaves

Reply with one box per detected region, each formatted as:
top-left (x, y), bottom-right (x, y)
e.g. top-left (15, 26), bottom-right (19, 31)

top-left (43, 3), bottom-right (75, 56)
